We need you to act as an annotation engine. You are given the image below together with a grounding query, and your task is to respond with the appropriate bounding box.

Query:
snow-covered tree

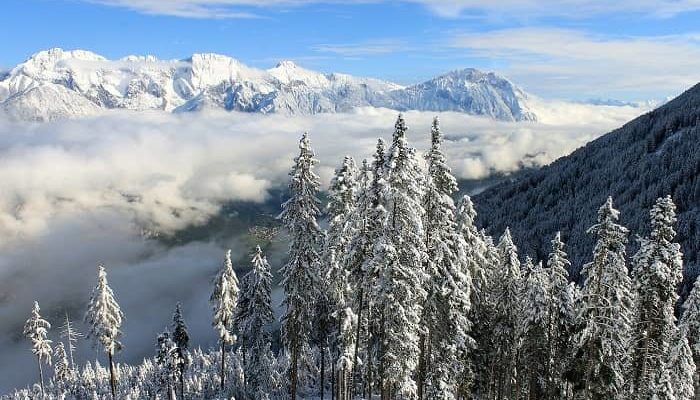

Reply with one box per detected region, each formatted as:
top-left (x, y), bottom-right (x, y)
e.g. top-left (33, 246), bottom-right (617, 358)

top-left (320, 155), bottom-right (358, 398)
top-left (546, 232), bottom-right (577, 399)
top-left (210, 249), bottom-right (240, 390)
top-left (279, 132), bottom-right (323, 399)
top-left (372, 114), bottom-right (427, 399)
top-left (156, 330), bottom-right (179, 400)
top-left (421, 116), bottom-right (473, 400)
top-left (24, 301), bottom-right (52, 395)
top-left (489, 228), bottom-right (522, 399)
top-left (668, 328), bottom-right (696, 400)
top-left (680, 276), bottom-right (700, 397)
top-left (236, 245), bottom-right (275, 396)
top-left (59, 313), bottom-right (83, 372)
top-left (343, 141), bottom-right (387, 398)
top-left (84, 265), bottom-right (123, 399)
top-left (520, 259), bottom-right (551, 399)
top-left (171, 303), bottom-right (189, 399)
top-left (54, 342), bottom-right (71, 385)
top-left (574, 197), bottom-right (634, 400)
top-left (631, 195), bottom-right (684, 399)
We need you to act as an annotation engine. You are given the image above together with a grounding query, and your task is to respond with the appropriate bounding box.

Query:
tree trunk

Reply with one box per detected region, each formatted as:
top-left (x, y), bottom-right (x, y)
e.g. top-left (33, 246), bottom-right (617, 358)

top-left (108, 350), bottom-right (117, 399)
top-left (321, 347), bottom-right (325, 400)
top-left (37, 355), bottom-right (45, 397)
top-left (331, 359), bottom-right (335, 400)
top-left (350, 288), bottom-right (365, 396)
top-left (220, 340), bottom-right (226, 391)
top-left (290, 334), bottom-right (299, 400)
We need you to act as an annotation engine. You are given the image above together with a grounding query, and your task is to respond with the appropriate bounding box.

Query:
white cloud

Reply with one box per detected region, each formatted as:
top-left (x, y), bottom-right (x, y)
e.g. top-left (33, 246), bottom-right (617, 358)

top-left (313, 39), bottom-right (410, 57)
top-left (450, 28), bottom-right (700, 99)
top-left (84, 0), bottom-right (700, 18)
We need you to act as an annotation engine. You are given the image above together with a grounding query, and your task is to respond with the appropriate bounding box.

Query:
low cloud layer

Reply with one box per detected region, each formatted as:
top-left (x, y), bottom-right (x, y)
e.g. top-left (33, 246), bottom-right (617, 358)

top-left (0, 104), bottom-right (645, 391)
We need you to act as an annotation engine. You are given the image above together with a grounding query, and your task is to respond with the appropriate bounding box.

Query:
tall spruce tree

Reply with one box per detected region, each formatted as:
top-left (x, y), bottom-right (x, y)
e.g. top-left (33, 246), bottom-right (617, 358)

top-left (210, 249), bottom-right (240, 390)
top-left (421, 116), bottom-right (473, 400)
top-left (546, 232), bottom-right (576, 399)
top-left (631, 196), bottom-right (684, 399)
top-left (668, 329), bottom-right (696, 400)
top-left (490, 228), bottom-right (522, 399)
top-left (371, 114), bottom-right (427, 399)
top-left (171, 303), bottom-right (189, 400)
top-left (320, 155), bottom-right (358, 399)
top-left (23, 301), bottom-right (53, 396)
top-left (279, 132), bottom-right (323, 400)
top-left (520, 259), bottom-right (551, 399)
top-left (238, 246), bottom-right (275, 396)
top-left (84, 266), bottom-right (123, 399)
top-left (680, 276), bottom-right (700, 397)
top-left (574, 197), bottom-right (634, 400)
top-left (343, 141), bottom-right (387, 398)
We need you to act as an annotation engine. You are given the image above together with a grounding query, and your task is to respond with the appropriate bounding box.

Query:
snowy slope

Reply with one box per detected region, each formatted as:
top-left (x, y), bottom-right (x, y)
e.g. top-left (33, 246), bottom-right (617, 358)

top-left (0, 48), bottom-right (536, 121)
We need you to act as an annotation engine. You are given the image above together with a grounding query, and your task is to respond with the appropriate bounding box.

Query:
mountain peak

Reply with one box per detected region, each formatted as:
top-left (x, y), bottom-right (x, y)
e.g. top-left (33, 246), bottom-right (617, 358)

top-left (1, 48), bottom-right (537, 121)
top-left (275, 60), bottom-right (298, 69)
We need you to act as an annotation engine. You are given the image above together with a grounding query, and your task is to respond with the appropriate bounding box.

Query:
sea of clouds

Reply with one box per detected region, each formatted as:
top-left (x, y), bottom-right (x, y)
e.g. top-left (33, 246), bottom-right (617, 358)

top-left (0, 103), bottom-right (646, 391)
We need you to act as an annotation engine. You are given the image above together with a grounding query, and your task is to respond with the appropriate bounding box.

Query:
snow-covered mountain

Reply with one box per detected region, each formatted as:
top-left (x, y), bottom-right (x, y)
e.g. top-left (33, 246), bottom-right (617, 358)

top-left (0, 48), bottom-right (537, 121)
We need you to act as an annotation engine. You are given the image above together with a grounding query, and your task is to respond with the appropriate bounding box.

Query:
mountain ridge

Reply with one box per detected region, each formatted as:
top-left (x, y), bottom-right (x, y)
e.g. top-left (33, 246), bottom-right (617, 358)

top-left (0, 48), bottom-right (537, 121)
top-left (473, 82), bottom-right (700, 290)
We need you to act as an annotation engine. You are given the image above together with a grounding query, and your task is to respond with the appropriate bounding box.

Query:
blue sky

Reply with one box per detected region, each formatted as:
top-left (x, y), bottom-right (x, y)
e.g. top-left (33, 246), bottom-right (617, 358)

top-left (2, 0), bottom-right (700, 100)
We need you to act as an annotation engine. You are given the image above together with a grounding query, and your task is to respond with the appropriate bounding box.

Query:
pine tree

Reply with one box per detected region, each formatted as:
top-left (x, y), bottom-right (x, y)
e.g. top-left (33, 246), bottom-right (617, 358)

top-left (54, 342), bottom-right (71, 385)
top-left (631, 196), bottom-right (684, 399)
top-left (668, 329), bottom-right (696, 400)
top-left (320, 155), bottom-right (358, 398)
top-left (23, 301), bottom-right (53, 396)
top-left (279, 132), bottom-right (323, 400)
top-left (680, 276), bottom-right (700, 397)
top-left (237, 245), bottom-right (275, 395)
top-left (343, 141), bottom-right (387, 399)
top-left (156, 330), bottom-right (179, 400)
top-left (210, 249), bottom-right (240, 390)
top-left (520, 259), bottom-right (551, 399)
top-left (84, 266), bottom-right (123, 399)
top-left (490, 228), bottom-right (522, 399)
top-left (574, 197), bottom-right (634, 400)
top-left (59, 313), bottom-right (83, 372)
top-left (171, 303), bottom-right (189, 400)
top-left (546, 232), bottom-right (576, 399)
top-left (372, 114), bottom-right (427, 399)
top-left (421, 116), bottom-right (473, 400)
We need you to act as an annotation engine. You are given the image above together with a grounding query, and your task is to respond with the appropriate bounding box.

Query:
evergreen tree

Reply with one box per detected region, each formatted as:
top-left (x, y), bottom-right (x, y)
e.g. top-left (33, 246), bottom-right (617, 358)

top-left (84, 265), bottom-right (123, 399)
top-left (520, 259), bottom-right (551, 399)
top-left (23, 301), bottom-right (53, 396)
top-left (320, 155), bottom-right (358, 398)
top-left (156, 330), bottom-right (179, 400)
top-left (490, 228), bottom-right (522, 399)
top-left (237, 246), bottom-right (275, 396)
top-left (279, 132), bottom-right (323, 400)
top-left (574, 197), bottom-right (633, 400)
top-left (344, 142), bottom-right (387, 399)
top-left (546, 232), bottom-right (576, 399)
top-left (680, 276), bottom-right (700, 397)
top-left (171, 303), bottom-right (190, 400)
top-left (668, 329), bottom-right (696, 400)
top-left (210, 249), bottom-right (240, 390)
top-left (421, 116), bottom-right (473, 400)
top-left (54, 342), bottom-right (71, 385)
top-left (59, 313), bottom-right (83, 372)
top-left (631, 196), bottom-right (684, 399)
top-left (372, 114), bottom-right (427, 399)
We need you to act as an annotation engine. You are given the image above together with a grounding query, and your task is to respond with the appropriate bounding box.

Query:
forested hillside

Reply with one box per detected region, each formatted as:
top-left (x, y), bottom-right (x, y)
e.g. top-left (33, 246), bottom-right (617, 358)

top-left (474, 83), bottom-right (700, 288)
